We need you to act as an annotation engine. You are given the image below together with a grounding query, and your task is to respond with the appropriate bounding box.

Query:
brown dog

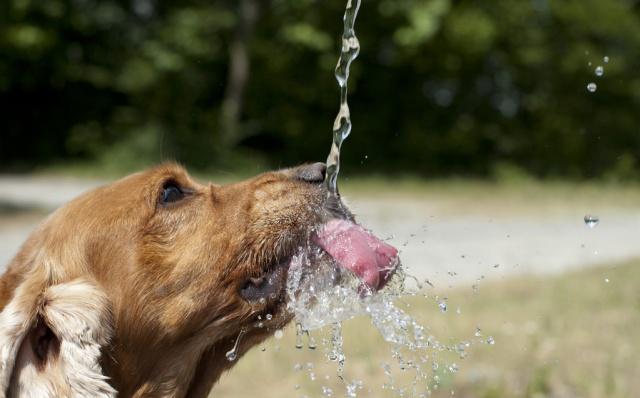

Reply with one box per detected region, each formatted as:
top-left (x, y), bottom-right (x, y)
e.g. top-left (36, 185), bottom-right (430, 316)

top-left (0, 163), bottom-right (397, 397)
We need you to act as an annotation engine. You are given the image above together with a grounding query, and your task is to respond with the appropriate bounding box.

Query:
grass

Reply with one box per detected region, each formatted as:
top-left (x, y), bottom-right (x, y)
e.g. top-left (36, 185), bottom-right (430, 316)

top-left (215, 259), bottom-right (640, 398)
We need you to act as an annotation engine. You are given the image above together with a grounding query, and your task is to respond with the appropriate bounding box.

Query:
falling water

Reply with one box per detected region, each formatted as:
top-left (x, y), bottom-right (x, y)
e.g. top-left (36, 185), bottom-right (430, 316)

top-left (325, 0), bottom-right (362, 196)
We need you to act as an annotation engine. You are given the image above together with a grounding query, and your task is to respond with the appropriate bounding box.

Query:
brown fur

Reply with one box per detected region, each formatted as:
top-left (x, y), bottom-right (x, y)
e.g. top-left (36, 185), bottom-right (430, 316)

top-left (0, 163), bottom-right (329, 397)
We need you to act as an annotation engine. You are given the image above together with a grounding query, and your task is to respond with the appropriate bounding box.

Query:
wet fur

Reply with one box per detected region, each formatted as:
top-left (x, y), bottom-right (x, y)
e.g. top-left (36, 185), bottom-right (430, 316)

top-left (0, 163), bottom-right (326, 397)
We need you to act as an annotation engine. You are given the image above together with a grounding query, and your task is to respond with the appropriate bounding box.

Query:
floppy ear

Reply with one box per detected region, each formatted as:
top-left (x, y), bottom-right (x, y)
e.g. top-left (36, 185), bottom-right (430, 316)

top-left (0, 277), bottom-right (116, 398)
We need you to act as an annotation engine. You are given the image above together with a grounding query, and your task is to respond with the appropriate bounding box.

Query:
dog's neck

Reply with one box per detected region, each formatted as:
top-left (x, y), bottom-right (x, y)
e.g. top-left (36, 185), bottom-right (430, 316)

top-left (105, 329), bottom-right (270, 398)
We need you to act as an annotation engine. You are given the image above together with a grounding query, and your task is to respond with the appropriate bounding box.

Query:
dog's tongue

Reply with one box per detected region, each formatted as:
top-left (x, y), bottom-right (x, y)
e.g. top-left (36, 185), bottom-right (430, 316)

top-left (314, 219), bottom-right (398, 290)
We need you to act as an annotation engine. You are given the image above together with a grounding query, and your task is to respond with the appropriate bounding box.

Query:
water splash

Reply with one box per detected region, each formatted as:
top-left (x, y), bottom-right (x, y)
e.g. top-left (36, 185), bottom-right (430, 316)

top-left (284, 241), bottom-right (482, 396)
top-left (325, 0), bottom-right (362, 197)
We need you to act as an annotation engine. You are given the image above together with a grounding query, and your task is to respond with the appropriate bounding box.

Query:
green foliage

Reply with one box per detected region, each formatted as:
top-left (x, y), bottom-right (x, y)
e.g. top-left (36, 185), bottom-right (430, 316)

top-left (281, 23), bottom-right (332, 51)
top-left (1, 0), bottom-right (639, 178)
top-left (384, 0), bottom-right (451, 47)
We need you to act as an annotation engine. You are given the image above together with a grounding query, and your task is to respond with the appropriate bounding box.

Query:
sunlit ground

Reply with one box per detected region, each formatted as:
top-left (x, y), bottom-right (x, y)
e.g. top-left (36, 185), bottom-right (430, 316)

top-left (215, 259), bottom-right (640, 398)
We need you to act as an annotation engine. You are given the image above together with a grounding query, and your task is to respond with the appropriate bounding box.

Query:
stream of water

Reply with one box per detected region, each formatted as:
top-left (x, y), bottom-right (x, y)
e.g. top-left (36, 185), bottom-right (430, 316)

top-left (324, 0), bottom-right (361, 197)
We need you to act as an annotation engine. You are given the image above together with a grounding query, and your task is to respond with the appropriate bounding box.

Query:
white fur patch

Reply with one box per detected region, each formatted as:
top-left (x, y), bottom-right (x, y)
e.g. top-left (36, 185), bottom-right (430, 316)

top-left (0, 284), bottom-right (38, 397)
top-left (0, 280), bottom-right (116, 398)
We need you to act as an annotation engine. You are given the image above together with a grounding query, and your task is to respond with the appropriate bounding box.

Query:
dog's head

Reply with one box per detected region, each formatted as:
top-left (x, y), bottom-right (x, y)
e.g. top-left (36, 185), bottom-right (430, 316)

top-left (0, 163), bottom-right (398, 397)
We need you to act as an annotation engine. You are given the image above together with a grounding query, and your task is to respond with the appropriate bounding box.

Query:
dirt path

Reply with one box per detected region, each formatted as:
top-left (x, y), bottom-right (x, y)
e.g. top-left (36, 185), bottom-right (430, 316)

top-left (1, 176), bottom-right (638, 286)
top-left (352, 197), bottom-right (640, 286)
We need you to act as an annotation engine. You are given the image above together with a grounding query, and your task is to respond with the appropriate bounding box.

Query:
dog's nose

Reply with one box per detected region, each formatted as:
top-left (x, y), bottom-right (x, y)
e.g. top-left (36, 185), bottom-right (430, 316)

top-left (295, 162), bottom-right (327, 184)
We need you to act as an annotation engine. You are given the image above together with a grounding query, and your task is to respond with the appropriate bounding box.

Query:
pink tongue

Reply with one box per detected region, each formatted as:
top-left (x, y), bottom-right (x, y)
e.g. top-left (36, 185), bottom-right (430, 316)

top-left (313, 219), bottom-right (399, 290)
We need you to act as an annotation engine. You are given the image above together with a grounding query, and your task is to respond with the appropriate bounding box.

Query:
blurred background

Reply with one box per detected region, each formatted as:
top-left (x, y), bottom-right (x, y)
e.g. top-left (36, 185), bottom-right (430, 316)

top-left (1, 0), bottom-right (640, 397)
top-left (2, 0), bottom-right (640, 178)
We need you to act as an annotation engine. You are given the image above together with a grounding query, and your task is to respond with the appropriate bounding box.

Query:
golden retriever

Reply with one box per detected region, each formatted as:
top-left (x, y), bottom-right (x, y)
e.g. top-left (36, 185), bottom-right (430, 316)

top-left (0, 163), bottom-right (397, 397)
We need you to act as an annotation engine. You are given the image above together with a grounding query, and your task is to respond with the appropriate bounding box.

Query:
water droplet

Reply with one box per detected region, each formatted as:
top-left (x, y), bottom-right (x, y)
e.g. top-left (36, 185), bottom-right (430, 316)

top-left (584, 215), bottom-right (599, 228)
top-left (604, 56), bottom-right (609, 63)
top-left (265, 313), bottom-right (273, 320)
top-left (448, 363), bottom-right (459, 373)
top-left (438, 301), bottom-right (448, 313)
top-left (346, 383), bottom-right (358, 397)
top-left (322, 386), bottom-right (333, 397)
top-left (587, 82), bottom-right (597, 92)
top-left (595, 66), bottom-right (604, 76)
top-left (295, 323), bottom-right (304, 349)
top-left (604, 278), bottom-right (610, 283)
top-left (308, 335), bottom-right (317, 350)
top-left (294, 363), bottom-right (303, 371)
top-left (274, 329), bottom-right (284, 339)
top-left (225, 328), bottom-right (247, 361)
top-left (258, 297), bottom-right (266, 304)
top-left (486, 336), bottom-right (495, 345)
top-left (474, 327), bottom-right (482, 337)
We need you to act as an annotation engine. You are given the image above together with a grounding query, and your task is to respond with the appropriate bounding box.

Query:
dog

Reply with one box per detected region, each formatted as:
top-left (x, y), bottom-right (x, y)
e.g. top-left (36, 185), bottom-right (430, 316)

top-left (0, 163), bottom-right (397, 397)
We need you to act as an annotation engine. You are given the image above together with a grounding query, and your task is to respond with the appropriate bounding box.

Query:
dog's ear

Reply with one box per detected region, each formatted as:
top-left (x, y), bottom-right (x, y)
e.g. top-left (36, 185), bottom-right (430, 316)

top-left (0, 276), bottom-right (116, 398)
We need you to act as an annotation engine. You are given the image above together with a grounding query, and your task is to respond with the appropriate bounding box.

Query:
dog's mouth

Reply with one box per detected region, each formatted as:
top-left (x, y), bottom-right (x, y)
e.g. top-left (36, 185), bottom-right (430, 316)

top-left (239, 258), bottom-right (290, 303)
top-left (240, 216), bottom-right (399, 304)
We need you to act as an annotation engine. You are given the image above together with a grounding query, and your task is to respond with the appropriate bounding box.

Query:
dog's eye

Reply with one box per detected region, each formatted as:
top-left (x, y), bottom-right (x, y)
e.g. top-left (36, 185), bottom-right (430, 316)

top-left (161, 183), bottom-right (184, 204)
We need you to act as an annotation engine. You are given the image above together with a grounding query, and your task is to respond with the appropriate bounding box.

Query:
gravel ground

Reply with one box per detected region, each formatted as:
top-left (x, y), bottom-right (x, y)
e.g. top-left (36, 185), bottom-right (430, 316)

top-left (1, 176), bottom-right (639, 287)
top-left (352, 197), bottom-right (640, 286)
